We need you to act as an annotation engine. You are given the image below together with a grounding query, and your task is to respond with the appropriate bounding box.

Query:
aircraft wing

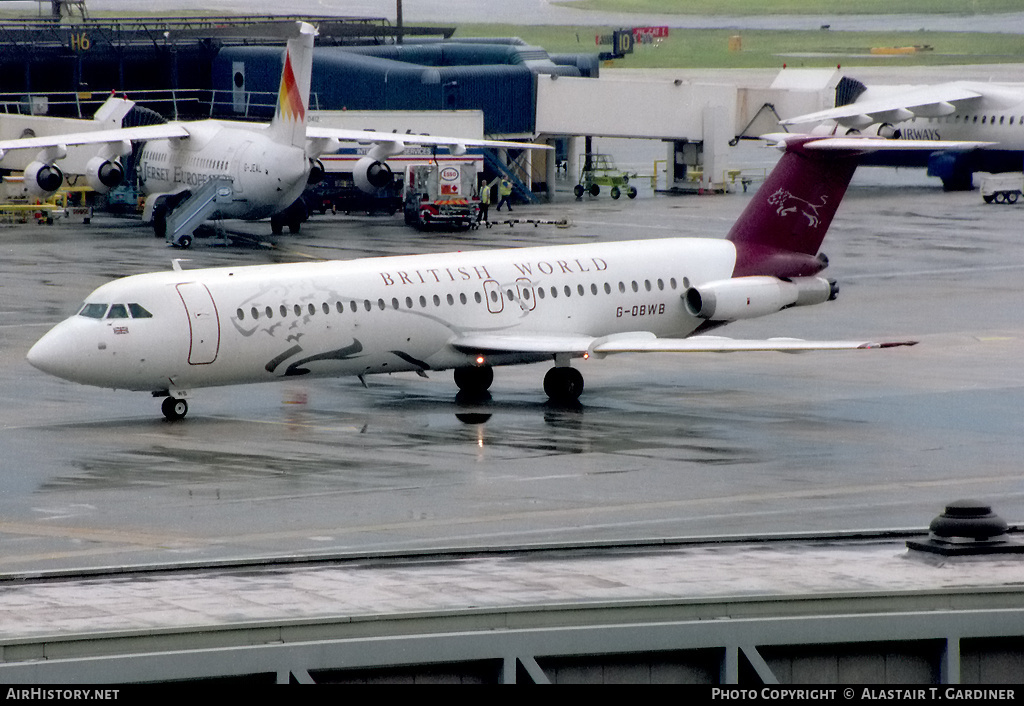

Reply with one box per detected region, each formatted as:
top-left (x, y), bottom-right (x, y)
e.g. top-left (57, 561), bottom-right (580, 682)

top-left (780, 82), bottom-right (984, 127)
top-left (451, 333), bottom-right (596, 356)
top-left (589, 334), bottom-right (916, 354)
top-left (0, 120), bottom-right (547, 158)
top-left (305, 126), bottom-right (551, 152)
top-left (451, 332), bottom-right (916, 358)
top-left (0, 124), bottom-right (190, 154)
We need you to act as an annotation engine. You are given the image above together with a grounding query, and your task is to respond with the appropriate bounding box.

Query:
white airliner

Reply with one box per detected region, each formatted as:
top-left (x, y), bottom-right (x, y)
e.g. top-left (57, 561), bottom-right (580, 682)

top-left (27, 134), bottom-right (984, 420)
top-left (0, 21), bottom-right (545, 246)
top-left (782, 78), bottom-right (1024, 189)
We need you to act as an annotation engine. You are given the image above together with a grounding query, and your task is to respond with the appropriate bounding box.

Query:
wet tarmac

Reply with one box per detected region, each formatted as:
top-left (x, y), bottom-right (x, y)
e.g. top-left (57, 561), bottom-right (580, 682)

top-left (2, 142), bottom-right (1023, 574)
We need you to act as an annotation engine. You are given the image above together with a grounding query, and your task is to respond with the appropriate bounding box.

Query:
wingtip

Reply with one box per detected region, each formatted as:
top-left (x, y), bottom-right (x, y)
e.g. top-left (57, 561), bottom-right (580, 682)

top-left (861, 340), bottom-right (918, 349)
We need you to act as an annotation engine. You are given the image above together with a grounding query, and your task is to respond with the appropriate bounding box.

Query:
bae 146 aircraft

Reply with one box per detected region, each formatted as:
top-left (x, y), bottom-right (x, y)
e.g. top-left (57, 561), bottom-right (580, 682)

top-left (782, 77), bottom-right (1022, 189)
top-left (27, 134), bottom-right (986, 420)
top-left (0, 21), bottom-right (546, 246)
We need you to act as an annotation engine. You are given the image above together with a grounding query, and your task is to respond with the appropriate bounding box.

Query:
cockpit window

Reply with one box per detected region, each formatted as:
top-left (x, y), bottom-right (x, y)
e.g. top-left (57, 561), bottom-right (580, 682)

top-left (128, 303), bottom-right (153, 319)
top-left (107, 304), bottom-right (129, 319)
top-left (78, 303), bottom-right (108, 319)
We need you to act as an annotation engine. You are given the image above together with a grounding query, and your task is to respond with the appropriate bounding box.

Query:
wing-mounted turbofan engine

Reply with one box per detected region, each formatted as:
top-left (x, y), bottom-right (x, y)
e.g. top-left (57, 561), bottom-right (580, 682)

top-left (84, 139), bottom-right (132, 193)
top-left (353, 141), bottom-right (404, 194)
top-left (22, 144), bottom-right (68, 198)
top-left (307, 158), bottom-right (325, 185)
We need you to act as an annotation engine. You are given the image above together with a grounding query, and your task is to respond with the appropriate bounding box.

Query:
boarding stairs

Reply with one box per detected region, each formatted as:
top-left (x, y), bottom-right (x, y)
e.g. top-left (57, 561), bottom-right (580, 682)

top-left (164, 176), bottom-right (235, 247)
top-left (482, 149), bottom-right (539, 204)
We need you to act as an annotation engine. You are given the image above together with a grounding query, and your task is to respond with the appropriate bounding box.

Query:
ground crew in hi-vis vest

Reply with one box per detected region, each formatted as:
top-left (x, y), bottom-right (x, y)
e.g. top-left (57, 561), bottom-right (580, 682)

top-left (478, 177), bottom-right (493, 222)
top-left (496, 177), bottom-right (513, 212)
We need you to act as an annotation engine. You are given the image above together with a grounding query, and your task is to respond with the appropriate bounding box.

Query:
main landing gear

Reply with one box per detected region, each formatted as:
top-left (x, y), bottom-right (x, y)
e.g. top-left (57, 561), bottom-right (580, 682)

top-left (160, 396), bottom-right (188, 421)
top-left (454, 365), bottom-right (493, 397)
top-left (453, 364), bottom-right (585, 403)
top-left (543, 367), bottom-right (584, 403)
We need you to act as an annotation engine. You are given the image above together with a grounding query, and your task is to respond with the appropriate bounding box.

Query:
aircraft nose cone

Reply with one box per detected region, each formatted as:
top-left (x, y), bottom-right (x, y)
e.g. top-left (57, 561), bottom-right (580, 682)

top-left (27, 322), bottom-right (79, 382)
top-left (27, 329), bottom-right (63, 376)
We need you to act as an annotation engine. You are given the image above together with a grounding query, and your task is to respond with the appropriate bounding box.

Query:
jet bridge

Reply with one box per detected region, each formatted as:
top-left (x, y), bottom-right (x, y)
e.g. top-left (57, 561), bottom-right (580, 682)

top-left (534, 69), bottom-right (841, 197)
top-left (536, 74), bottom-right (736, 194)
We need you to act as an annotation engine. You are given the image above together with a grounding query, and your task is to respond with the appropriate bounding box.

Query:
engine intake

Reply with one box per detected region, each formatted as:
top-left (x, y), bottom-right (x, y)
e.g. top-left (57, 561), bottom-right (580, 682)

top-left (23, 161), bottom-right (64, 197)
top-left (684, 276), bottom-right (837, 321)
top-left (307, 158), bottom-right (325, 185)
top-left (353, 156), bottom-right (393, 193)
top-left (85, 156), bottom-right (124, 193)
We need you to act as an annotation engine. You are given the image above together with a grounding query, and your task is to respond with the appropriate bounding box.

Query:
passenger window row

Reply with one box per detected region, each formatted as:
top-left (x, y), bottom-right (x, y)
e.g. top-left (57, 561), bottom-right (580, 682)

top-left (930, 114), bottom-right (1024, 125)
top-left (235, 276), bottom-right (688, 323)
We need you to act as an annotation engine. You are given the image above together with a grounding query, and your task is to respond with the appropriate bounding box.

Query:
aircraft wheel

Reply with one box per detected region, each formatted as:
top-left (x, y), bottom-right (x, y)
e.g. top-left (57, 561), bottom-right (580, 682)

top-left (161, 397), bottom-right (188, 421)
top-left (270, 214), bottom-right (285, 235)
top-left (611, 186), bottom-right (621, 199)
top-left (543, 367), bottom-right (584, 402)
top-left (574, 185), bottom-right (584, 199)
top-left (454, 365), bottom-right (493, 395)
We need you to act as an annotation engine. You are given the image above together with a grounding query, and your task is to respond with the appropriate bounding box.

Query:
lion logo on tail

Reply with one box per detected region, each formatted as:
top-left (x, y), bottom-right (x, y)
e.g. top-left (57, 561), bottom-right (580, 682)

top-left (767, 189), bottom-right (828, 228)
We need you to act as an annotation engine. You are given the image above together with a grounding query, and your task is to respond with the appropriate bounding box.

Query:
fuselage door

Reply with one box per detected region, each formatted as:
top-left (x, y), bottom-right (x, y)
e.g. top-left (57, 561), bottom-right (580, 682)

top-left (515, 278), bottom-right (537, 312)
top-left (176, 282), bottom-right (220, 365)
top-left (483, 279), bottom-right (504, 314)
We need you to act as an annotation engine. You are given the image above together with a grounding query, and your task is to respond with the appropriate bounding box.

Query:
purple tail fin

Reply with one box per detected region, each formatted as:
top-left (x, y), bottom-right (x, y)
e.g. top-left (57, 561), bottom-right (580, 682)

top-left (728, 139), bottom-right (861, 278)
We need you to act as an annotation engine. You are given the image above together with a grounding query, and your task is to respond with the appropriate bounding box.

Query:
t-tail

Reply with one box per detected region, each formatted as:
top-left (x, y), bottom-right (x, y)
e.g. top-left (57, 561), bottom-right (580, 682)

top-left (727, 134), bottom-right (991, 279)
top-left (267, 21), bottom-right (317, 149)
top-left (727, 137), bottom-right (860, 279)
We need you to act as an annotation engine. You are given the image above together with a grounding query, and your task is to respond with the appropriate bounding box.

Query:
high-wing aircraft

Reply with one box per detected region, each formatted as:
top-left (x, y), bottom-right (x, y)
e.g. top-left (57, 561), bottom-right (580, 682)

top-left (27, 134), bottom-right (986, 420)
top-left (0, 22), bottom-right (546, 247)
top-left (781, 77), bottom-right (1023, 189)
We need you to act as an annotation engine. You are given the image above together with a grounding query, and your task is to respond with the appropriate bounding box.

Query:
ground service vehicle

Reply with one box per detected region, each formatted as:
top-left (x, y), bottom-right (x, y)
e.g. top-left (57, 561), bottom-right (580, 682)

top-left (978, 172), bottom-right (1023, 204)
top-left (575, 154), bottom-right (638, 200)
top-left (404, 163), bottom-right (479, 230)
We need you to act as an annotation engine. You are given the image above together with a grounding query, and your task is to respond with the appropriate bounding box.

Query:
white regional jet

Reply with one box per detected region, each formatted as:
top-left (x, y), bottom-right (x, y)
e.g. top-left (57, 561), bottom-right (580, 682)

top-left (782, 77), bottom-right (1024, 189)
top-left (0, 21), bottom-right (544, 247)
top-left (27, 134), bottom-right (984, 420)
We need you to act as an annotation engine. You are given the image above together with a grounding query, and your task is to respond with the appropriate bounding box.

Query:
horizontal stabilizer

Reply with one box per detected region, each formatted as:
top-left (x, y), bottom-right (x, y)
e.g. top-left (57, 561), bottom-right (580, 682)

top-left (761, 134), bottom-right (993, 152)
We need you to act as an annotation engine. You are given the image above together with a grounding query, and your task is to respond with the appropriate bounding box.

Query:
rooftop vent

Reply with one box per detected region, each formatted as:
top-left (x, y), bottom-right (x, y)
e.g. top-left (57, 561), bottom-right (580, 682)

top-left (907, 499), bottom-right (1024, 556)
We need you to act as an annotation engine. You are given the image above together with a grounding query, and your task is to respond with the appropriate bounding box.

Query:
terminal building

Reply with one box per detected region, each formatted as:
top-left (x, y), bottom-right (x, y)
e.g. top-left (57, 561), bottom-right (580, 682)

top-left (0, 13), bottom-right (835, 202)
